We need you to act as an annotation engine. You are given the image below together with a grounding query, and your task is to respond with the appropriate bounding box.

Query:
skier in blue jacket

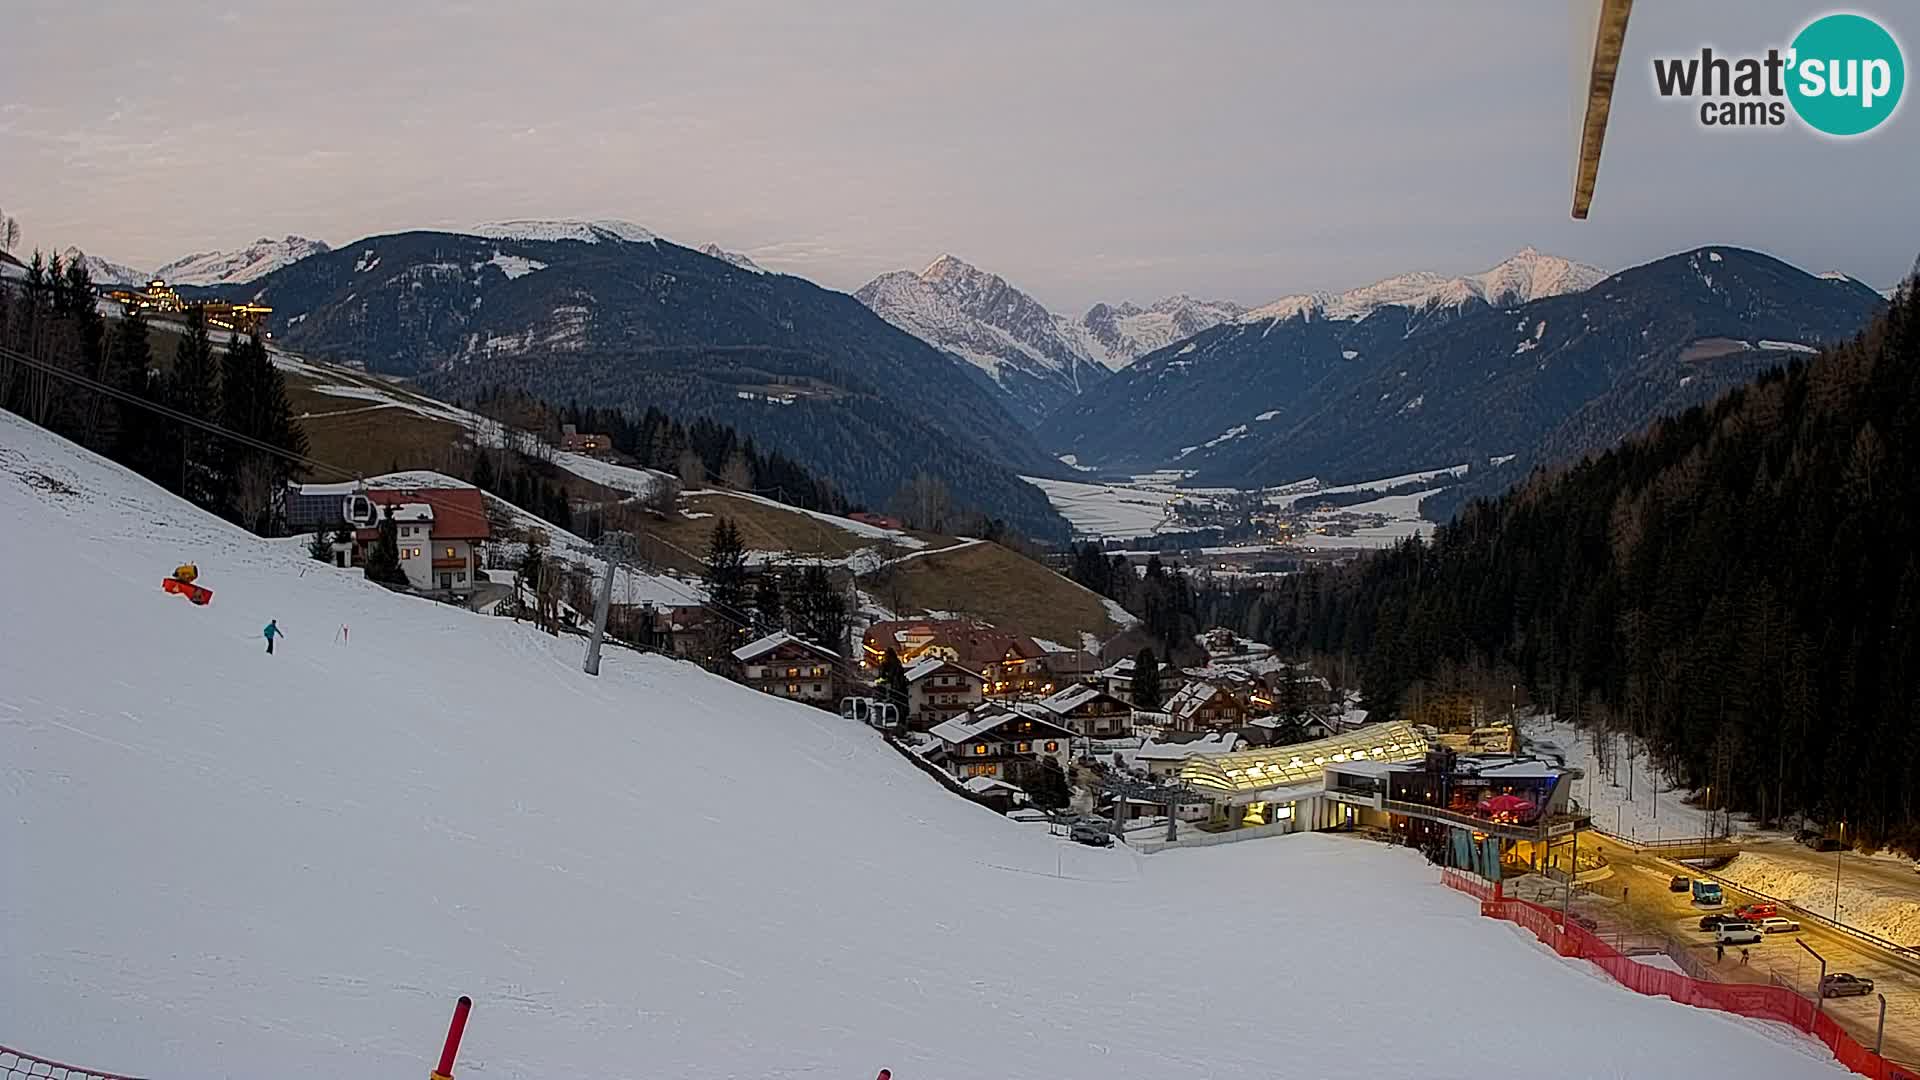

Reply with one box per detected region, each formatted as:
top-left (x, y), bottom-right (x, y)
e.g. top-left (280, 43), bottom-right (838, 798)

top-left (264, 619), bottom-right (283, 654)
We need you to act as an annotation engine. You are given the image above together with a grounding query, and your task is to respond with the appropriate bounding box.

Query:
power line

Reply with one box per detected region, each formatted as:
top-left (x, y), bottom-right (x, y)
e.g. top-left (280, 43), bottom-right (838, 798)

top-left (0, 342), bottom-right (360, 480)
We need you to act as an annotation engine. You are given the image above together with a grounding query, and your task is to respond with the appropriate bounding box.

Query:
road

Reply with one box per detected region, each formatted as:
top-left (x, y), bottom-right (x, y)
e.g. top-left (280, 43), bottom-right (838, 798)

top-left (1572, 832), bottom-right (1920, 1069)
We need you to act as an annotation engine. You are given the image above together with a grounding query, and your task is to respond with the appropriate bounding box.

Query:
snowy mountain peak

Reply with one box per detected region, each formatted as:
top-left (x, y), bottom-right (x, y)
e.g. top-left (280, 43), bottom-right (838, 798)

top-left (857, 257), bottom-right (1110, 419)
top-left (1078, 294), bottom-right (1245, 369)
top-left (1241, 250), bottom-right (1607, 326)
top-left (155, 235), bottom-right (331, 286)
top-left (700, 243), bottom-right (766, 274)
top-left (59, 247), bottom-right (147, 287)
top-left (470, 219), bottom-right (658, 245)
top-left (920, 252), bottom-right (983, 284)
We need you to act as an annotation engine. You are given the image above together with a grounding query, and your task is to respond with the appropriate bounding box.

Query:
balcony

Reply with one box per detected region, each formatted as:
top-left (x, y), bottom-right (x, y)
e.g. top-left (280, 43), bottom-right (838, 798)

top-left (1380, 798), bottom-right (1590, 842)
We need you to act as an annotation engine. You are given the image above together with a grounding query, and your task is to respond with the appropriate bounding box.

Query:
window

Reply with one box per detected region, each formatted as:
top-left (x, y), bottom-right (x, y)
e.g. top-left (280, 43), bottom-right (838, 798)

top-left (786, 667), bottom-right (800, 678)
top-left (1044, 741), bottom-right (1059, 753)
top-left (445, 546), bottom-right (456, 559)
top-left (1017, 741), bottom-right (1031, 753)
top-left (811, 666), bottom-right (826, 677)
top-left (973, 744), bottom-right (988, 756)
top-left (810, 684), bottom-right (822, 693)
top-left (786, 684), bottom-right (799, 695)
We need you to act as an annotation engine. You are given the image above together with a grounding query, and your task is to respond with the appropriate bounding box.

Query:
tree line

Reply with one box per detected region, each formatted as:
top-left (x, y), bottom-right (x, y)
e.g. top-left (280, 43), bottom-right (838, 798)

top-left (1232, 280), bottom-right (1920, 851)
top-left (1065, 544), bottom-right (1202, 660)
top-left (1, 249), bottom-right (308, 533)
top-left (466, 387), bottom-right (847, 515)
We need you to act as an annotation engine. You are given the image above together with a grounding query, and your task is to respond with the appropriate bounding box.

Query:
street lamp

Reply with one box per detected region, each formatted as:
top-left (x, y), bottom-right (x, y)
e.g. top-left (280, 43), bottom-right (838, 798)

top-left (1797, 938), bottom-right (1828, 1021)
top-left (1834, 845), bottom-right (1844, 925)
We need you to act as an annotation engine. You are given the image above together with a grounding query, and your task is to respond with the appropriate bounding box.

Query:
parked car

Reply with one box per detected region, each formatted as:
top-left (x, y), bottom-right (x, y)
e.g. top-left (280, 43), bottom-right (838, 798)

top-left (1716, 921), bottom-right (1763, 945)
top-left (1699, 914), bottom-right (1735, 931)
top-left (1796, 828), bottom-right (1824, 845)
top-left (1761, 917), bottom-right (1801, 934)
top-left (1804, 834), bottom-right (1846, 852)
top-left (1669, 875), bottom-right (1692, 892)
top-left (1735, 903), bottom-right (1779, 921)
top-left (1571, 913), bottom-right (1600, 931)
top-left (1821, 973), bottom-right (1875, 998)
top-left (1691, 879), bottom-right (1724, 905)
top-left (1069, 821), bottom-right (1114, 847)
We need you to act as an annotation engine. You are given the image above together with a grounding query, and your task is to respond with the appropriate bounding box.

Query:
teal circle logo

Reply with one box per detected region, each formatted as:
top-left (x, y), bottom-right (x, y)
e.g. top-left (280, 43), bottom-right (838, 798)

top-left (1787, 13), bottom-right (1904, 136)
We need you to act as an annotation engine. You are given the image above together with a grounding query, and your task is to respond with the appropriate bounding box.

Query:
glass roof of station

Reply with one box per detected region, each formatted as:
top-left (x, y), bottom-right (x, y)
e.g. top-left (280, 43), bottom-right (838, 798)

top-left (1180, 721), bottom-right (1430, 797)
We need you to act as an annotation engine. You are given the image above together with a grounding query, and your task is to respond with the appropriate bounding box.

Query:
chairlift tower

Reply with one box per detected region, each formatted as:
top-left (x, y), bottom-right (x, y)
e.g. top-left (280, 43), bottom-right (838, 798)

top-left (583, 530), bottom-right (645, 676)
top-left (1100, 773), bottom-right (1204, 843)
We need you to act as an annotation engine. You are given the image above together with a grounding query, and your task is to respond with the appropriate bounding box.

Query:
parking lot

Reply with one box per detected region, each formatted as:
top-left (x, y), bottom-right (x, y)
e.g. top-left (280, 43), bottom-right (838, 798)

top-left (1573, 832), bottom-right (1920, 1068)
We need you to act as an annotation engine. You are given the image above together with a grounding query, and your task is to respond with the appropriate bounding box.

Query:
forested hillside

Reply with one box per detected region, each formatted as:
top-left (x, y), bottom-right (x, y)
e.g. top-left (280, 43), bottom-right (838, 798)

top-left (1244, 279), bottom-right (1920, 849)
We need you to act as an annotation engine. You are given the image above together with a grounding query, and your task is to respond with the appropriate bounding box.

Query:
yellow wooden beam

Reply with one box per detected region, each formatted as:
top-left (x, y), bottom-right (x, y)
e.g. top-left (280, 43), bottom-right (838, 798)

top-left (1572, 0), bottom-right (1635, 219)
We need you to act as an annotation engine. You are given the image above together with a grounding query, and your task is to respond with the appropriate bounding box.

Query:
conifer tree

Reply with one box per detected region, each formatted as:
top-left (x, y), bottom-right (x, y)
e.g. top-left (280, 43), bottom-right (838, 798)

top-left (1132, 648), bottom-right (1163, 711)
top-left (170, 307), bottom-right (229, 512)
top-left (876, 647), bottom-right (909, 709)
top-left (363, 506), bottom-right (408, 587)
top-left (752, 569), bottom-right (785, 634)
top-left (703, 517), bottom-right (751, 631)
top-left (793, 564), bottom-right (848, 653)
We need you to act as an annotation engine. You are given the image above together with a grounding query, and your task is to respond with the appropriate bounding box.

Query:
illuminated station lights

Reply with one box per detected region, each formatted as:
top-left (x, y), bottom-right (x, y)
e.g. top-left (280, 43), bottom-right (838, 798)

top-left (1179, 721), bottom-right (1431, 801)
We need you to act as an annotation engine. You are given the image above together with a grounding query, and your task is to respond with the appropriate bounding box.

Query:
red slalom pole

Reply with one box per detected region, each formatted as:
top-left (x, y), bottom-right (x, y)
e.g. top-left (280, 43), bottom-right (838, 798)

top-left (432, 996), bottom-right (472, 1080)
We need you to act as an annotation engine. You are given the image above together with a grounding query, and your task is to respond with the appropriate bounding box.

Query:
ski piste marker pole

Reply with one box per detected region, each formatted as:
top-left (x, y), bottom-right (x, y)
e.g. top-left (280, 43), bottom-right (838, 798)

top-left (432, 996), bottom-right (472, 1080)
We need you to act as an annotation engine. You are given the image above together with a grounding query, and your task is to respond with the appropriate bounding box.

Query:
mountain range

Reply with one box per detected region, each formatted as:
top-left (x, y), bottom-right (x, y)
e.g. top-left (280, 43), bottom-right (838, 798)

top-left (855, 255), bottom-right (1242, 422)
top-left (51, 219), bottom-right (1895, 540)
top-left (58, 236), bottom-right (330, 287)
top-left (227, 220), bottom-right (1070, 538)
top-left (1041, 247), bottom-right (1887, 499)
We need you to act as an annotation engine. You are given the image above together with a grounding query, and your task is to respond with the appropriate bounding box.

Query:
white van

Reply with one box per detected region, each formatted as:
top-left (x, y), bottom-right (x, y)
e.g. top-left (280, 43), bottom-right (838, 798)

top-left (1717, 921), bottom-right (1763, 945)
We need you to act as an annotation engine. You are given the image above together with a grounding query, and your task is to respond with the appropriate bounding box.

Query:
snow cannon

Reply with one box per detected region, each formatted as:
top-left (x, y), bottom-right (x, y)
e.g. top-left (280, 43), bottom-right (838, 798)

top-left (162, 563), bottom-right (213, 605)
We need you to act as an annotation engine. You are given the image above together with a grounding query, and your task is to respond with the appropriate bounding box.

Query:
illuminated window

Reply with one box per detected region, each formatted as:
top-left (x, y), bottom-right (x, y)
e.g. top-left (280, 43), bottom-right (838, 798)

top-left (1044, 741), bottom-right (1059, 752)
top-left (445, 547), bottom-right (455, 559)
top-left (787, 667), bottom-right (800, 677)
top-left (786, 684), bottom-right (799, 695)
top-left (812, 666), bottom-right (826, 677)
top-left (1017, 741), bottom-right (1031, 753)
top-left (973, 744), bottom-right (988, 756)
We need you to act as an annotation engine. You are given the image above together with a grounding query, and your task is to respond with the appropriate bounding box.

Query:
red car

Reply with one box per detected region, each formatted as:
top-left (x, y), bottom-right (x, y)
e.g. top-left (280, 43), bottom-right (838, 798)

top-left (1735, 903), bottom-right (1778, 921)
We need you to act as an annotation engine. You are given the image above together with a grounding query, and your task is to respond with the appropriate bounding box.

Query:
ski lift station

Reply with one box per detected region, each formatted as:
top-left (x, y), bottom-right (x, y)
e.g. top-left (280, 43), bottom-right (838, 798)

top-left (1163, 722), bottom-right (1586, 864)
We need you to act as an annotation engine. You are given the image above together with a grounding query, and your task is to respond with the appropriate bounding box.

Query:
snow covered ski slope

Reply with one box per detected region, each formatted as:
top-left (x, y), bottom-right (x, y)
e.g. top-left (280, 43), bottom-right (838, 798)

top-left (0, 411), bottom-right (1849, 1079)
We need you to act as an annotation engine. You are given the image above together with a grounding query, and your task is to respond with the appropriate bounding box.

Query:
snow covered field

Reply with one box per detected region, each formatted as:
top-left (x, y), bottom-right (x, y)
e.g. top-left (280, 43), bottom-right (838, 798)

top-left (0, 413), bottom-right (1849, 1079)
top-left (1027, 466), bottom-right (1457, 548)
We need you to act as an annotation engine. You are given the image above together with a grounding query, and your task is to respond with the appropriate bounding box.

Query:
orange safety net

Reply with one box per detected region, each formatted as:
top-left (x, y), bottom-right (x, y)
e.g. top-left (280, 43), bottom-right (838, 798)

top-left (1439, 873), bottom-right (1920, 1080)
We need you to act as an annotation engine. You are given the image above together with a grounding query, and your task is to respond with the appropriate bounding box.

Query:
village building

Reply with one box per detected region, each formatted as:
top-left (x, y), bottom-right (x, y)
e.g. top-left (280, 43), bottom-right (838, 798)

top-left (1096, 656), bottom-right (1137, 704)
top-left (1030, 684), bottom-right (1133, 738)
top-left (287, 481), bottom-right (491, 593)
top-left (1131, 731), bottom-right (1244, 778)
top-left (360, 488), bottom-right (490, 593)
top-left (926, 705), bottom-right (1074, 785)
top-left (731, 631), bottom-right (842, 705)
top-left (557, 423), bottom-right (612, 457)
top-left (1165, 681), bottom-right (1249, 733)
top-left (861, 619), bottom-right (1057, 698)
top-left (904, 658), bottom-right (985, 729)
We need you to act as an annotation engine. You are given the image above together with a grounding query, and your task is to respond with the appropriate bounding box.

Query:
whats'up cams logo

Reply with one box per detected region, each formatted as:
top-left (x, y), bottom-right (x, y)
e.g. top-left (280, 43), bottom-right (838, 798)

top-left (1653, 12), bottom-right (1905, 135)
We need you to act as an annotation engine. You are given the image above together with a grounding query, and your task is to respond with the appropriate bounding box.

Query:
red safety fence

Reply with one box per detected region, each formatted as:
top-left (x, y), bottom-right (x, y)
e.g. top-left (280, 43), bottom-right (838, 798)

top-left (1, 1046), bottom-right (147, 1080)
top-left (1440, 872), bottom-right (1920, 1080)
